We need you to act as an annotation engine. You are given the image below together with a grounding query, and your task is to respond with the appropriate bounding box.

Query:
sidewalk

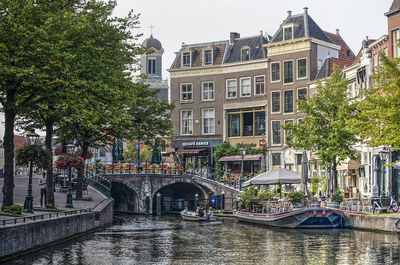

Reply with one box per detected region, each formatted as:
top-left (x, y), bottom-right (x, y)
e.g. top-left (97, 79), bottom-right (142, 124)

top-left (0, 175), bottom-right (106, 221)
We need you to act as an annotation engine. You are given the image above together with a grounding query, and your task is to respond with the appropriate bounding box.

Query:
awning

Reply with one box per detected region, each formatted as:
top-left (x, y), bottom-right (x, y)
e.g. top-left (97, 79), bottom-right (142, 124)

top-left (337, 157), bottom-right (361, 171)
top-left (176, 148), bottom-right (206, 155)
top-left (218, 154), bottom-right (263, 162)
top-left (243, 168), bottom-right (302, 186)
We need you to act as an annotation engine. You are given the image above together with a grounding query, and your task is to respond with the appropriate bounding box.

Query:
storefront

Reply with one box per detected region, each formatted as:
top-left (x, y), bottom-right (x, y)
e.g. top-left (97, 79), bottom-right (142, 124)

top-left (218, 154), bottom-right (264, 178)
top-left (172, 139), bottom-right (223, 170)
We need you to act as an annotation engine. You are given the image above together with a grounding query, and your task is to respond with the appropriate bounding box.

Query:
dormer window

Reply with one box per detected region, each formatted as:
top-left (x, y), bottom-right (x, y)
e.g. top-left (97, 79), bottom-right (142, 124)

top-left (203, 49), bottom-right (212, 65)
top-left (283, 26), bottom-right (293, 41)
top-left (241, 48), bottom-right (250, 61)
top-left (182, 51), bottom-right (191, 67)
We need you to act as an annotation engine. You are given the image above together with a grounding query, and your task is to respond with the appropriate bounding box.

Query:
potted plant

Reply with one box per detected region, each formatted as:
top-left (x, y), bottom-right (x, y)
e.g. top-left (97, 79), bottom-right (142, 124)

top-left (288, 191), bottom-right (305, 210)
top-left (327, 190), bottom-right (343, 209)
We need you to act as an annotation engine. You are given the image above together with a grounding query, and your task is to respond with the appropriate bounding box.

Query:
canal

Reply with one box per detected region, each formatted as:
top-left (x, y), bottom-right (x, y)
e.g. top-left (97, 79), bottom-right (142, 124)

top-left (5, 215), bottom-right (400, 265)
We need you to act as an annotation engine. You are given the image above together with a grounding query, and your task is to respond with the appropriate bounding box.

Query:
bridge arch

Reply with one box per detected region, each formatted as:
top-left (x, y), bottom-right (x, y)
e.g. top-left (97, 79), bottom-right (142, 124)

top-left (111, 181), bottom-right (140, 213)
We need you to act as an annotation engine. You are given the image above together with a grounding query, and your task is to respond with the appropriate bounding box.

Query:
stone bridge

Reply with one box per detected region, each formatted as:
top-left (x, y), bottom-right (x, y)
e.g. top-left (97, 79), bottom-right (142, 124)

top-left (102, 173), bottom-right (240, 214)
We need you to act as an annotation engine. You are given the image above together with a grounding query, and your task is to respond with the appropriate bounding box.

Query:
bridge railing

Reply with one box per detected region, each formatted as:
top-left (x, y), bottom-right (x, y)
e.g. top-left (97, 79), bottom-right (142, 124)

top-left (85, 170), bottom-right (112, 198)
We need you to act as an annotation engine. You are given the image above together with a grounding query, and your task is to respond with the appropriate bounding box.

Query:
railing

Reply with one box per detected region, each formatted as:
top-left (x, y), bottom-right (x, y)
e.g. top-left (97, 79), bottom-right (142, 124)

top-left (1, 208), bottom-right (91, 227)
top-left (86, 171), bottom-right (111, 198)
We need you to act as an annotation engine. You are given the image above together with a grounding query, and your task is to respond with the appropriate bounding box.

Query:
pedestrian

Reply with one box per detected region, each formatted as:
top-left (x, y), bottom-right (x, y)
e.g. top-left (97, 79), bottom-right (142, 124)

top-left (39, 172), bottom-right (47, 207)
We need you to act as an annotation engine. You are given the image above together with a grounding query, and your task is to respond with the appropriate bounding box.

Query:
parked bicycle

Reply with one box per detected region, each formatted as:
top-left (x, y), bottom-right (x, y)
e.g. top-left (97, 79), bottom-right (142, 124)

top-left (372, 193), bottom-right (399, 213)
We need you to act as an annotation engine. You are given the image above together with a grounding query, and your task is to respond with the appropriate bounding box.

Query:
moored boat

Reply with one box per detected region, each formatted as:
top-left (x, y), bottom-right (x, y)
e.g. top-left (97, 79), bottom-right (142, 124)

top-left (234, 208), bottom-right (343, 229)
top-left (395, 219), bottom-right (400, 233)
top-left (180, 211), bottom-right (217, 222)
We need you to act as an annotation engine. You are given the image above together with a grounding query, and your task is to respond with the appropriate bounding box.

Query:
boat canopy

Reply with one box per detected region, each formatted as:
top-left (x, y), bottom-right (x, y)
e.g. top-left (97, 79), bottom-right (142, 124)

top-left (243, 168), bottom-right (302, 186)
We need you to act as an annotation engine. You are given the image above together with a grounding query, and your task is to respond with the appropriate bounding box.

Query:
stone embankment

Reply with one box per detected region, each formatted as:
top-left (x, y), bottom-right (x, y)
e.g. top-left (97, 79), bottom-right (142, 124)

top-left (343, 211), bottom-right (399, 233)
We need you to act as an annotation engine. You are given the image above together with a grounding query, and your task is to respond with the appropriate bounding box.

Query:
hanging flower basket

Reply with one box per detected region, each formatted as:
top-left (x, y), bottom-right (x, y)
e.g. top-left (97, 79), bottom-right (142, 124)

top-left (15, 144), bottom-right (52, 169)
top-left (55, 153), bottom-right (85, 170)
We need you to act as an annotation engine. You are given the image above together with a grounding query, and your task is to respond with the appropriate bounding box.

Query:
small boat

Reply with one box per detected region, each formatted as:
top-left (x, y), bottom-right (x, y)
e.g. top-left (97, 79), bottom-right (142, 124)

top-left (180, 211), bottom-right (217, 222)
top-left (234, 208), bottom-right (343, 229)
top-left (395, 219), bottom-right (400, 233)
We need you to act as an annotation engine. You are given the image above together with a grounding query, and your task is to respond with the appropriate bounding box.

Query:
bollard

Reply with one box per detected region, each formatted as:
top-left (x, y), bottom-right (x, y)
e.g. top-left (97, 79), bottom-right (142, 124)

top-left (194, 193), bottom-right (199, 210)
top-left (156, 193), bottom-right (162, 216)
top-left (220, 191), bottom-right (225, 210)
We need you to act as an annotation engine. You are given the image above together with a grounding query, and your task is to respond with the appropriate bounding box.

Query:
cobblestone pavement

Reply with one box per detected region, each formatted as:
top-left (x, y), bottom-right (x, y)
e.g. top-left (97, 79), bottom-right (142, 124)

top-left (0, 175), bottom-right (106, 222)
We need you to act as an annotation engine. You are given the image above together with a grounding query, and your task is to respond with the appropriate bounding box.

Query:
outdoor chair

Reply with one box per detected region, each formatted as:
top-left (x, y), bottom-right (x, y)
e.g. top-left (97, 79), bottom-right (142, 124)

top-left (362, 198), bottom-right (372, 212)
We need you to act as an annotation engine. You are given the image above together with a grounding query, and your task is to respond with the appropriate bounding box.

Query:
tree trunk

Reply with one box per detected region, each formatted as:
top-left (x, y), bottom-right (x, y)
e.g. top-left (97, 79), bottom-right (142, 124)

top-left (333, 161), bottom-right (338, 192)
top-left (2, 106), bottom-right (16, 208)
top-left (76, 143), bottom-right (88, 199)
top-left (45, 121), bottom-right (55, 207)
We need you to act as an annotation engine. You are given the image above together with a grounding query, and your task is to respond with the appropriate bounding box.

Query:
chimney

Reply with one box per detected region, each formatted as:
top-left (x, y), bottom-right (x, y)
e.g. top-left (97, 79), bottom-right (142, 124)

top-left (336, 29), bottom-right (340, 35)
top-left (304, 7), bottom-right (308, 14)
top-left (287, 10), bottom-right (292, 17)
top-left (260, 30), bottom-right (263, 36)
top-left (366, 36), bottom-right (369, 41)
top-left (230, 32), bottom-right (240, 44)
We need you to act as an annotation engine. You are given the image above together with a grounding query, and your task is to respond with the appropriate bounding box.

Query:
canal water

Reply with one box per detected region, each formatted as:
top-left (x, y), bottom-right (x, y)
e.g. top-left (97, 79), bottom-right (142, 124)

top-left (5, 215), bottom-right (400, 265)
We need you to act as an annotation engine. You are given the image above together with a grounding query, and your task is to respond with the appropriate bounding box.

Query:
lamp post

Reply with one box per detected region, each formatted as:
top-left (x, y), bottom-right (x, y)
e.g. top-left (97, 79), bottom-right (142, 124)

top-left (24, 130), bottom-right (40, 213)
top-left (240, 147), bottom-right (246, 191)
top-left (65, 144), bottom-right (75, 208)
top-left (379, 148), bottom-right (390, 196)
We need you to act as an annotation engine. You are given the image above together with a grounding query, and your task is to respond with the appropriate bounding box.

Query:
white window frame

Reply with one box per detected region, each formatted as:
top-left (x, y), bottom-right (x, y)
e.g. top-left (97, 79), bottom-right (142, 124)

top-left (182, 51), bottom-right (191, 67)
top-left (180, 109), bottom-right (193, 135)
top-left (271, 91), bottom-right (281, 114)
top-left (270, 62), bottom-right (281, 83)
top-left (283, 60), bottom-right (294, 85)
top-left (202, 108), bottom-right (215, 135)
top-left (284, 89), bottom-right (294, 114)
top-left (226, 79), bottom-right (237, 99)
top-left (201, 81), bottom-right (215, 102)
top-left (296, 58), bottom-right (307, 80)
top-left (240, 77), bottom-right (251, 98)
top-left (180, 83), bottom-right (193, 103)
top-left (284, 119), bottom-right (294, 145)
top-left (241, 47), bottom-right (250, 61)
top-left (283, 26), bottom-right (293, 41)
top-left (254, 75), bottom-right (266, 96)
top-left (271, 120), bottom-right (282, 146)
top-left (393, 29), bottom-right (400, 58)
top-left (203, 49), bottom-right (213, 66)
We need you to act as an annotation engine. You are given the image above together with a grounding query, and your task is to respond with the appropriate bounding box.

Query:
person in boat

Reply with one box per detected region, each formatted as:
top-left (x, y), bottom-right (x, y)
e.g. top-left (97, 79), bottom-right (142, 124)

top-left (183, 207), bottom-right (189, 216)
top-left (207, 207), bottom-right (214, 219)
top-left (198, 205), bottom-right (204, 217)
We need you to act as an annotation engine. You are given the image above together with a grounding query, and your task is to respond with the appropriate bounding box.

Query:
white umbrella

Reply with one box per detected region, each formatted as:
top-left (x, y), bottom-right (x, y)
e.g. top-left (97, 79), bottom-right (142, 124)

top-left (247, 168), bottom-right (302, 185)
top-left (301, 151), bottom-right (310, 196)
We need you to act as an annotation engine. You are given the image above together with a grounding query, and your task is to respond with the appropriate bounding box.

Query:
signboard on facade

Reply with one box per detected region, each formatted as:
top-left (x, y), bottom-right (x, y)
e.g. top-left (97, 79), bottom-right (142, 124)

top-left (172, 138), bottom-right (223, 149)
top-left (259, 139), bottom-right (265, 146)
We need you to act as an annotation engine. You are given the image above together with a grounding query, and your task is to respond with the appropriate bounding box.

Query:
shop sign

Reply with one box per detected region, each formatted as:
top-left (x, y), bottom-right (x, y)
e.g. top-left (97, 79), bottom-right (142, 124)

top-left (182, 141), bottom-right (209, 147)
top-left (259, 139), bottom-right (265, 146)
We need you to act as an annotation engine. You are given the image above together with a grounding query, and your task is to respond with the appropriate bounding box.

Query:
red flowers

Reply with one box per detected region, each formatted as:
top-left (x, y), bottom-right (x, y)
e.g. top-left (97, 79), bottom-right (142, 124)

top-left (55, 153), bottom-right (85, 170)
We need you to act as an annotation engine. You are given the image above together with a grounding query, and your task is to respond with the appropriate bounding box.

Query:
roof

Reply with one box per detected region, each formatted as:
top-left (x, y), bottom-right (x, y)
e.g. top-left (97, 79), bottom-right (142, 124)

top-left (385, 0), bottom-right (400, 16)
top-left (314, 57), bottom-right (352, 80)
top-left (243, 168), bottom-right (302, 186)
top-left (218, 154), bottom-right (263, 162)
top-left (270, 12), bottom-right (332, 43)
top-left (225, 35), bottom-right (268, 63)
top-left (142, 35), bottom-right (162, 50)
top-left (324, 31), bottom-right (355, 61)
top-left (352, 39), bottom-right (376, 65)
top-left (13, 135), bottom-right (27, 153)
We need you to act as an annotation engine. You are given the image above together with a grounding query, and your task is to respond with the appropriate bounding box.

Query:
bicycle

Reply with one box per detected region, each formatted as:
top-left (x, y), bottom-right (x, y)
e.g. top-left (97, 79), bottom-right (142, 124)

top-left (372, 193), bottom-right (399, 213)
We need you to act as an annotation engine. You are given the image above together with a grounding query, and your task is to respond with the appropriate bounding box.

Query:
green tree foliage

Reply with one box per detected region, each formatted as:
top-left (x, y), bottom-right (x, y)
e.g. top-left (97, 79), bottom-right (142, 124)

top-left (124, 142), bottom-right (152, 163)
top-left (238, 186), bottom-right (259, 209)
top-left (283, 66), bottom-right (358, 192)
top-left (352, 53), bottom-right (400, 150)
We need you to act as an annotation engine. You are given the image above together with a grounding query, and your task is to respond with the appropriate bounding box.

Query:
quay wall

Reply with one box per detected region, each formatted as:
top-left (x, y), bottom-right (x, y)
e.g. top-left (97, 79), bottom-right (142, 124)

top-left (0, 198), bottom-right (113, 260)
top-left (344, 212), bottom-right (399, 233)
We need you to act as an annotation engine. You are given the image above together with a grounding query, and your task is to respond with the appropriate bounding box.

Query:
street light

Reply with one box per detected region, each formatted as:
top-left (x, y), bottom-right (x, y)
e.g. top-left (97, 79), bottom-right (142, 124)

top-left (379, 148), bottom-right (390, 196)
top-left (24, 130), bottom-right (40, 213)
top-left (240, 147), bottom-right (246, 191)
top-left (65, 144), bottom-right (75, 208)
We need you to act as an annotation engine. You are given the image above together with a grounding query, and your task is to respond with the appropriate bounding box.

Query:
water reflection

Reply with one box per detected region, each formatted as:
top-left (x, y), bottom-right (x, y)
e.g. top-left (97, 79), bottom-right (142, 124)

top-left (5, 215), bottom-right (400, 265)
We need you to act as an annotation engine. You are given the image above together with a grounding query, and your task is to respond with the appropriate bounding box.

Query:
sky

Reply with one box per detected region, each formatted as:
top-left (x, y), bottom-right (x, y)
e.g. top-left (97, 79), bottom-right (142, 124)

top-left (114, 0), bottom-right (391, 79)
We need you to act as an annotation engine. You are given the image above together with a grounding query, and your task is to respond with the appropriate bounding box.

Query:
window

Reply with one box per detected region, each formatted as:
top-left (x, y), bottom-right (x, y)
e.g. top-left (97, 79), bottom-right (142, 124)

top-left (243, 112), bottom-right (253, 136)
top-left (284, 90), bottom-right (294, 113)
top-left (148, 58), bottom-right (156, 75)
top-left (297, 58), bottom-right (307, 79)
top-left (180, 84), bottom-right (193, 103)
top-left (182, 52), bottom-right (191, 67)
top-left (272, 153), bottom-right (281, 166)
top-left (240, 78), bottom-right (251, 97)
top-left (202, 82), bottom-right (214, 101)
top-left (241, 48), bottom-right (250, 61)
top-left (272, 121), bottom-right (281, 145)
top-left (393, 30), bottom-right (400, 58)
top-left (284, 120), bottom-right (294, 143)
top-left (181, 110), bottom-right (193, 135)
top-left (284, 27), bottom-right (293, 41)
top-left (271, 62), bottom-right (280, 82)
top-left (228, 113), bottom-right (240, 137)
top-left (202, 109), bottom-right (215, 134)
top-left (271, 91), bottom-right (281, 113)
top-left (203, 50), bottom-right (212, 65)
top-left (297, 88), bottom-right (307, 101)
top-left (226, 79), bottom-right (237, 99)
top-left (255, 111), bottom-right (265, 136)
top-left (284, 60), bottom-right (293, 84)
top-left (254, 76), bottom-right (265, 95)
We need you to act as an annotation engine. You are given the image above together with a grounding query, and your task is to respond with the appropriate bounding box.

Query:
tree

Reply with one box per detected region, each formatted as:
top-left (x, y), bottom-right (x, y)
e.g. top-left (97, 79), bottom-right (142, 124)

top-left (283, 66), bottom-right (359, 193)
top-left (0, 0), bottom-right (80, 207)
top-left (352, 53), bottom-right (400, 150)
top-left (124, 142), bottom-right (152, 163)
